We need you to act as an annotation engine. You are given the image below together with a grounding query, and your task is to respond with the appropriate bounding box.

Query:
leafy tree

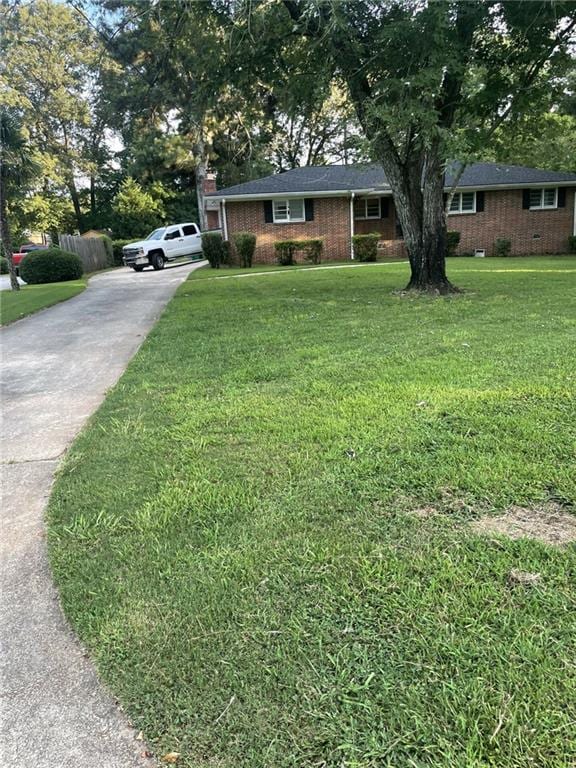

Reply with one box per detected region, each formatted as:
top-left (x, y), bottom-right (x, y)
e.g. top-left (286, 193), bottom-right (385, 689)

top-left (239, 1), bottom-right (576, 292)
top-left (0, 110), bottom-right (40, 291)
top-left (1, 0), bottom-right (107, 229)
top-left (110, 178), bottom-right (165, 238)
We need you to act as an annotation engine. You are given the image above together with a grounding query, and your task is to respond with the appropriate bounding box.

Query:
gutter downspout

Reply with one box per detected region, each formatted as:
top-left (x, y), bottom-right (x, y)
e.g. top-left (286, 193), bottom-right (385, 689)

top-left (221, 199), bottom-right (228, 241)
top-left (350, 192), bottom-right (355, 260)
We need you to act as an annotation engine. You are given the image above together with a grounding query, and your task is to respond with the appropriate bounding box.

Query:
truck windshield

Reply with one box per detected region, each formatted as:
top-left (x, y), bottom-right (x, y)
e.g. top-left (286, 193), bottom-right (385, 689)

top-left (146, 228), bottom-right (165, 241)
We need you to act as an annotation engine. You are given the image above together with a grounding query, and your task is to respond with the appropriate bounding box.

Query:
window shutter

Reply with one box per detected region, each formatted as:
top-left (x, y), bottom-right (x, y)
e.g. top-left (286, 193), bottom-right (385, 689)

top-left (380, 198), bottom-right (389, 218)
top-left (264, 200), bottom-right (273, 223)
top-left (558, 187), bottom-right (566, 208)
top-left (522, 190), bottom-right (531, 209)
top-left (476, 191), bottom-right (485, 212)
top-left (304, 198), bottom-right (314, 221)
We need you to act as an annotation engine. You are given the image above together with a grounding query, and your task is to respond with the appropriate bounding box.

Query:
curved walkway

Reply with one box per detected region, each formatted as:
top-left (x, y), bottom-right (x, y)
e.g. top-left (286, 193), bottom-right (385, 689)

top-left (0, 262), bottom-right (204, 766)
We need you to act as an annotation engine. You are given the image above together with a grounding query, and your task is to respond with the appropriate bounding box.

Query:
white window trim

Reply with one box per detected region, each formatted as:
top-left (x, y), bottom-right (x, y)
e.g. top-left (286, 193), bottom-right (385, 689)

top-left (354, 197), bottom-right (381, 220)
top-left (529, 187), bottom-right (558, 210)
top-left (272, 198), bottom-right (305, 224)
top-left (448, 191), bottom-right (477, 215)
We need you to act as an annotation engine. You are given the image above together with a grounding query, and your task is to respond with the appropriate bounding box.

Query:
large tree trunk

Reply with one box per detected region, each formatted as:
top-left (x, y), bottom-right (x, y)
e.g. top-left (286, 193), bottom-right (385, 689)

top-left (0, 171), bottom-right (20, 291)
top-left (67, 176), bottom-right (83, 232)
top-left (195, 137), bottom-right (208, 232)
top-left (375, 142), bottom-right (458, 294)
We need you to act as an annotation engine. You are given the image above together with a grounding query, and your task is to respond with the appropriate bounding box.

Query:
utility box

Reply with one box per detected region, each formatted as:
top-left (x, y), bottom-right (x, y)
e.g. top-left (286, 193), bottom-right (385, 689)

top-left (474, 249), bottom-right (486, 258)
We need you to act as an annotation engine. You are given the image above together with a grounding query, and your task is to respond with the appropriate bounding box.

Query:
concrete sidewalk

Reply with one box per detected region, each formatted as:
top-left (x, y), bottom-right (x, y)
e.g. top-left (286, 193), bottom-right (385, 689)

top-left (0, 262), bottom-right (205, 766)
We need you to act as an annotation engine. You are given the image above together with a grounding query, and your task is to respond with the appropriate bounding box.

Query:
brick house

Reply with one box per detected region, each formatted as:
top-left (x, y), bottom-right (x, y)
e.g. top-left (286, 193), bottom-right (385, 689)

top-left (204, 163), bottom-right (576, 263)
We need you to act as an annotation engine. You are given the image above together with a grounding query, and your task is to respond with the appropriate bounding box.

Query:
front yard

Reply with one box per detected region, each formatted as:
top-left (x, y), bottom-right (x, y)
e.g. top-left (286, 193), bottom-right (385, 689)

top-left (49, 257), bottom-right (576, 767)
top-left (0, 278), bottom-right (87, 325)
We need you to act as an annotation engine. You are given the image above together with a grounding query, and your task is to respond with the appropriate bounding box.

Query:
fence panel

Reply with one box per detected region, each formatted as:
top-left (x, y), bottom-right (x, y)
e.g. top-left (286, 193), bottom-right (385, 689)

top-left (59, 234), bottom-right (110, 273)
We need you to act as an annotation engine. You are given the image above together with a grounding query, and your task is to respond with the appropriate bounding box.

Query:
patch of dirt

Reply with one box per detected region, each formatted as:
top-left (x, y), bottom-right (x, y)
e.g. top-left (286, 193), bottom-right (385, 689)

top-left (471, 503), bottom-right (576, 546)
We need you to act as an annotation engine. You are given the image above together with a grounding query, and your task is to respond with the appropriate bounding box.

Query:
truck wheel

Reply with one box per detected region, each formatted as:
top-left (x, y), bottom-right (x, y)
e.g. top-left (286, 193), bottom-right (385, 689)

top-left (152, 252), bottom-right (165, 270)
top-left (132, 265), bottom-right (145, 272)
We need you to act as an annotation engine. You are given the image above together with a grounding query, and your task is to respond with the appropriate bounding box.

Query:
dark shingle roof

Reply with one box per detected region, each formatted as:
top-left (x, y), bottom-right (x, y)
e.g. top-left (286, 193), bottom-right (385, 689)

top-left (209, 162), bottom-right (576, 198)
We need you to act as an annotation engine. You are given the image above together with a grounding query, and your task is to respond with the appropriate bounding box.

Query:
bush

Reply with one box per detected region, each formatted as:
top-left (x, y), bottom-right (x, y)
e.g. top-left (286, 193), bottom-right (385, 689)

top-left (568, 235), bottom-right (576, 254)
top-left (275, 241), bottom-right (297, 266)
top-left (274, 239), bottom-right (323, 266)
top-left (446, 230), bottom-right (461, 257)
top-left (0, 257), bottom-right (8, 274)
top-left (99, 235), bottom-right (114, 267)
top-left (222, 240), bottom-right (232, 265)
top-left (494, 238), bottom-right (512, 257)
top-left (20, 248), bottom-right (83, 284)
top-left (233, 232), bottom-right (257, 268)
top-left (202, 231), bottom-right (225, 269)
top-left (112, 240), bottom-right (132, 266)
top-left (352, 233), bottom-right (380, 262)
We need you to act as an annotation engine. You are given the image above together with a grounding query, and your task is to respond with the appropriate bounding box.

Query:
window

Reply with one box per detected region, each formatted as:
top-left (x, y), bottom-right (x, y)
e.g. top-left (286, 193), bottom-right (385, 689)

top-left (449, 191), bottom-right (476, 214)
top-left (164, 228), bottom-right (182, 240)
top-left (273, 198), bottom-right (305, 223)
top-left (354, 197), bottom-right (381, 220)
top-left (529, 188), bottom-right (557, 209)
top-left (182, 224), bottom-right (198, 236)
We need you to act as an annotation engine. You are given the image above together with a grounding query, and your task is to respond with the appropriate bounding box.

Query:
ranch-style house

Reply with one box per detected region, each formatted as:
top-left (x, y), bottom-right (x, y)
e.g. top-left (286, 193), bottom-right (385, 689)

top-left (203, 162), bottom-right (576, 262)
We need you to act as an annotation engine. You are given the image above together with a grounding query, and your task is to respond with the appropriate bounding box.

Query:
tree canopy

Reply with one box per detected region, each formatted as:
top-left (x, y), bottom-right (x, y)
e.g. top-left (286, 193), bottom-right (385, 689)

top-left (2, 0), bottom-right (575, 290)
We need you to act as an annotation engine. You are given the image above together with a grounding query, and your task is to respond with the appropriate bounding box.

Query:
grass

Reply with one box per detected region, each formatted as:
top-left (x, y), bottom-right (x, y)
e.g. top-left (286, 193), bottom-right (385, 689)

top-left (0, 278), bottom-right (87, 325)
top-left (48, 256), bottom-right (576, 767)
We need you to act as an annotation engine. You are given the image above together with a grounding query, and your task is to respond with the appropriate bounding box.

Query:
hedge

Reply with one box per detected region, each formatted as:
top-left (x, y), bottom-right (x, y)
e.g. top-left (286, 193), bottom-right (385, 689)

top-left (232, 232), bottom-right (256, 268)
top-left (112, 240), bottom-right (132, 266)
top-left (20, 248), bottom-right (83, 284)
top-left (352, 233), bottom-right (380, 262)
top-left (446, 230), bottom-right (461, 257)
top-left (0, 257), bottom-right (8, 274)
top-left (274, 239), bottom-right (323, 266)
top-left (202, 231), bottom-right (225, 268)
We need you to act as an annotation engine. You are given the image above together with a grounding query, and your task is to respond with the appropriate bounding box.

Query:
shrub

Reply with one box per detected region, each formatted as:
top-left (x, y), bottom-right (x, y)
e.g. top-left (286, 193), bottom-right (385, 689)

top-left (99, 235), bottom-right (114, 267)
top-left (0, 257), bottom-right (8, 274)
top-left (275, 240), bottom-right (297, 266)
top-left (202, 231), bottom-right (224, 269)
top-left (446, 230), bottom-right (461, 257)
top-left (352, 233), bottom-right (380, 262)
top-left (303, 239), bottom-right (323, 264)
top-left (233, 232), bottom-right (257, 268)
top-left (20, 248), bottom-right (83, 284)
top-left (274, 239), bottom-right (324, 266)
top-left (494, 238), bottom-right (512, 257)
top-left (112, 240), bottom-right (132, 266)
top-left (222, 240), bottom-right (232, 265)
top-left (568, 235), bottom-right (576, 254)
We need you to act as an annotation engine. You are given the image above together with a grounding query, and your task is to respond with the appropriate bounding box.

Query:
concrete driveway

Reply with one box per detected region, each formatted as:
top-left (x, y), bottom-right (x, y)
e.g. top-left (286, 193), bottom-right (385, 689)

top-left (0, 262), bottom-right (205, 766)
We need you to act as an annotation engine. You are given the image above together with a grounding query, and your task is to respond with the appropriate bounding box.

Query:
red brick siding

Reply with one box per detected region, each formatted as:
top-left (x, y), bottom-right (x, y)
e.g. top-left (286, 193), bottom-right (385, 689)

top-left (448, 188), bottom-right (575, 255)
top-left (225, 198), bottom-right (351, 263)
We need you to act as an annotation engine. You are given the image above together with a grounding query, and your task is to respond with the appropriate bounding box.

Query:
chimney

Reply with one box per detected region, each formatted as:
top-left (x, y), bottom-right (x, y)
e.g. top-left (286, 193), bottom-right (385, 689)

top-left (203, 171), bottom-right (217, 195)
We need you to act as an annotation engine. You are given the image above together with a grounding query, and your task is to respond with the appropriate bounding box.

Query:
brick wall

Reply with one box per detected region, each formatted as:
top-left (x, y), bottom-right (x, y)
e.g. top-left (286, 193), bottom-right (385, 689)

top-left (448, 188), bottom-right (575, 255)
top-left (225, 197), bottom-right (352, 263)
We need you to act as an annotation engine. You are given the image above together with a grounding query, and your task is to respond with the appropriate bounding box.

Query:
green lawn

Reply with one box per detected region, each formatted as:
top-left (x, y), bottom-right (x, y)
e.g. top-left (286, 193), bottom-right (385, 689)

top-left (0, 279), bottom-right (87, 325)
top-left (49, 257), bottom-right (576, 767)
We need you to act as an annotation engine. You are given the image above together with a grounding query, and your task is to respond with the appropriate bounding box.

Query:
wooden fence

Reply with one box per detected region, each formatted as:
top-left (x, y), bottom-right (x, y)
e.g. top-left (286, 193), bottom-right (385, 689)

top-left (59, 234), bottom-right (110, 273)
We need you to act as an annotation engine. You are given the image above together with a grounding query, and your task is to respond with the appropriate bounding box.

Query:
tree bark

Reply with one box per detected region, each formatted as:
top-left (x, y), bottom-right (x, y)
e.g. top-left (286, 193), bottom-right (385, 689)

top-left (195, 137), bottom-right (208, 232)
top-left (67, 176), bottom-right (83, 232)
top-left (0, 169), bottom-right (20, 291)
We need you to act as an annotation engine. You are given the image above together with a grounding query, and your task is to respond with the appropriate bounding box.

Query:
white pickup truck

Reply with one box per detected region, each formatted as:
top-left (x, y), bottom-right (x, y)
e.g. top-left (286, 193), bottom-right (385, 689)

top-left (122, 222), bottom-right (213, 271)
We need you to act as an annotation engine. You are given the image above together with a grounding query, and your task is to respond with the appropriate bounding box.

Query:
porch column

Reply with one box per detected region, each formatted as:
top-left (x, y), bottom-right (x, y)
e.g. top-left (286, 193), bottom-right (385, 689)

top-left (349, 192), bottom-right (355, 260)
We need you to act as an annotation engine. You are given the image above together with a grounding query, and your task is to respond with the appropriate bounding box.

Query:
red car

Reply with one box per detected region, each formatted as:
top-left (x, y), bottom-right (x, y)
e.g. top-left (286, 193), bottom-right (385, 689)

top-left (12, 243), bottom-right (49, 273)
